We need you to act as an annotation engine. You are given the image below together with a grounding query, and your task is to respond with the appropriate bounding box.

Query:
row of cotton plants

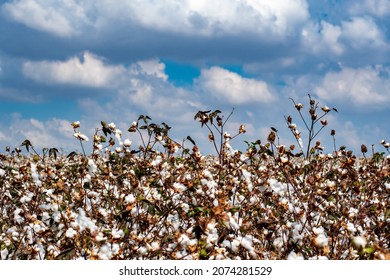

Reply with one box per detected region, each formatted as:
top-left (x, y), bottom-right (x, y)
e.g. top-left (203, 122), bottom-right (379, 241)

top-left (0, 96), bottom-right (389, 260)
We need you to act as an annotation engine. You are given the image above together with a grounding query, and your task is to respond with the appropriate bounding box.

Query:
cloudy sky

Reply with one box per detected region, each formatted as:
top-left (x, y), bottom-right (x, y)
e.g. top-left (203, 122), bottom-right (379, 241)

top-left (0, 0), bottom-right (389, 156)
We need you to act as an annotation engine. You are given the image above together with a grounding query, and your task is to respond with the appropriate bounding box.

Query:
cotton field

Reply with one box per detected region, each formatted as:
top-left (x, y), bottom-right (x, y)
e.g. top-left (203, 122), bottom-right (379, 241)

top-left (0, 141), bottom-right (389, 260)
top-left (0, 102), bottom-right (389, 260)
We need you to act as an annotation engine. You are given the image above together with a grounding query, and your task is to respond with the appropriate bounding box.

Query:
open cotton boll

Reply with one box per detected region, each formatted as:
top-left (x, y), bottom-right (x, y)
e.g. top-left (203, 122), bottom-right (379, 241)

top-left (241, 235), bottom-right (257, 258)
top-left (287, 251), bottom-right (305, 260)
top-left (30, 163), bottom-right (42, 186)
top-left (352, 236), bottom-right (367, 250)
top-left (87, 159), bottom-right (98, 175)
top-left (0, 168), bottom-right (5, 177)
top-left (65, 227), bottom-right (77, 238)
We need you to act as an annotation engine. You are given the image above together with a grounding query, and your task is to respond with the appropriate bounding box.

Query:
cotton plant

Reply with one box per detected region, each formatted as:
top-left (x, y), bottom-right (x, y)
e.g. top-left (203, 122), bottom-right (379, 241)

top-left (0, 101), bottom-right (389, 260)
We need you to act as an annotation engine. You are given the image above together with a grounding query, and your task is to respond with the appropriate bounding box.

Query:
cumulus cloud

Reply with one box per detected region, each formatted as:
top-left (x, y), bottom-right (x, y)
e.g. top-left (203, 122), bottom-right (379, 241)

top-left (5, 115), bottom-right (76, 151)
top-left (315, 65), bottom-right (390, 109)
top-left (2, 0), bottom-right (309, 40)
top-left (130, 59), bottom-right (168, 82)
top-left (341, 17), bottom-right (387, 49)
top-left (301, 20), bottom-right (343, 55)
top-left (126, 0), bottom-right (309, 38)
top-left (301, 16), bottom-right (387, 55)
top-left (349, 0), bottom-right (390, 17)
top-left (23, 52), bottom-right (125, 87)
top-left (196, 66), bottom-right (275, 104)
top-left (1, 0), bottom-right (92, 37)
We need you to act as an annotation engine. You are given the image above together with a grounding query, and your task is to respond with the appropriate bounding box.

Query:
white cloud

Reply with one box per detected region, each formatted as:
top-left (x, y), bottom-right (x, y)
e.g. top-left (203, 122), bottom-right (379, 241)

top-left (302, 16), bottom-right (387, 55)
top-left (6, 115), bottom-right (76, 151)
top-left (126, 0), bottom-right (309, 38)
top-left (196, 67), bottom-right (275, 104)
top-left (1, 0), bottom-right (89, 37)
top-left (341, 17), bottom-right (387, 49)
top-left (301, 20), bottom-right (343, 55)
top-left (349, 0), bottom-right (390, 18)
top-left (130, 59), bottom-right (168, 81)
top-left (315, 65), bottom-right (390, 109)
top-left (23, 52), bottom-right (125, 87)
top-left (2, 0), bottom-right (309, 39)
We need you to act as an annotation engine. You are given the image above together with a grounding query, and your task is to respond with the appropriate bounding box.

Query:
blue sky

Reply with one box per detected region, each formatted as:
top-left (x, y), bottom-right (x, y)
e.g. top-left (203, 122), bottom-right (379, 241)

top-left (0, 0), bottom-right (389, 155)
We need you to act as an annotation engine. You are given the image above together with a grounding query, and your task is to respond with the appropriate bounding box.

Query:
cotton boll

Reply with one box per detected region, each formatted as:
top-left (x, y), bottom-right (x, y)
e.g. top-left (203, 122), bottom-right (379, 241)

top-left (1, 248), bottom-right (9, 259)
top-left (30, 163), bottom-right (42, 186)
top-left (111, 229), bottom-right (124, 239)
top-left (352, 236), bottom-right (367, 250)
top-left (65, 228), bottom-right (77, 238)
top-left (287, 251), bottom-right (305, 260)
top-left (346, 222), bottom-right (357, 234)
top-left (87, 159), bottom-right (98, 175)
top-left (124, 194), bottom-right (135, 205)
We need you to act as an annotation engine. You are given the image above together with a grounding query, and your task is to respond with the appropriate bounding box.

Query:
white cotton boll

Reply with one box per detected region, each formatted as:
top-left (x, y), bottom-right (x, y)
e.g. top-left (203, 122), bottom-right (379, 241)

top-left (150, 242), bottom-right (160, 251)
top-left (65, 228), bottom-right (77, 238)
top-left (230, 239), bottom-right (241, 253)
top-left (241, 235), bottom-right (254, 252)
top-left (203, 170), bottom-right (213, 180)
top-left (77, 208), bottom-right (98, 233)
top-left (228, 214), bottom-right (240, 230)
top-left (273, 237), bottom-right (284, 250)
top-left (1, 248), bottom-right (9, 259)
top-left (178, 234), bottom-right (190, 246)
top-left (173, 182), bottom-right (187, 192)
top-left (352, 236), bottom-right (367, 250)
top-left (99, 244), bottom-right (113, 260)
top-left (13, 208), bottom-right (24, 224)
top-left (292, 223), bottom-right (304, 243)
top-left (137, 246), bottom-right (148, 256)
top-left (87, 159), bottom-right (98, 175)
top-left (30, 163), bottom-right (42, 186)
top-left (151, 155), bottom-right (162, 166)
top-left (111, 229), bottom-right (124, 239)
top-left (20, 192), bottom-right (34, 203)
top-left (287, 251), bottom-right (305, 260)
top-left (314, 233), bottom-right (328, 248)
top-left (123, 139), bottom-right (132, 147)
top-left (181, 203), bottom-right (189, 213)
top-left (269, 179), bottom-right (288, 195)
top-left (0, 168), bottom-right (5, 177)
top-left (312, 226), bottom-right (324, 235)
top-left (347, 222), bottom-right (357, 234)
top-left (95, 232), bottom-right (107, 242)
top-left (348, 208), bottom-right (359, 218)
top-left (124, 194), bottom-right (135, 205)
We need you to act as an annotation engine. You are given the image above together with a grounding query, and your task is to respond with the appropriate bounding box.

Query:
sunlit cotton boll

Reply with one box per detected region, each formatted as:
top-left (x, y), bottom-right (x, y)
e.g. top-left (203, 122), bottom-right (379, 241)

top-left (151, 155), bottom-right (163, 166)
top-left (73, 132), bottom-right (89, 141)
top-left (352, 236), bottom-right (367, 250)
top-left (241, 235), bottom-right (257, 258)
top-left (87, 159), bottom-right (98, 175)
top-left (287, 251), bottom-right (305, 260)
top-left (123, 139), bottom-right (132, 147)
top-left (0, 168), bottom-right (5, 177)
top-left (30, 163), bottom-right (42, 186)
top-left (65, 227), bottom-right (77, 238)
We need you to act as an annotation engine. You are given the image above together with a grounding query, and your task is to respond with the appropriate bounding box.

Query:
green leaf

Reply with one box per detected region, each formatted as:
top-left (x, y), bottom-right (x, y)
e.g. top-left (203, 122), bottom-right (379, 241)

top-left (362, 246), bottom-right (375, 254)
